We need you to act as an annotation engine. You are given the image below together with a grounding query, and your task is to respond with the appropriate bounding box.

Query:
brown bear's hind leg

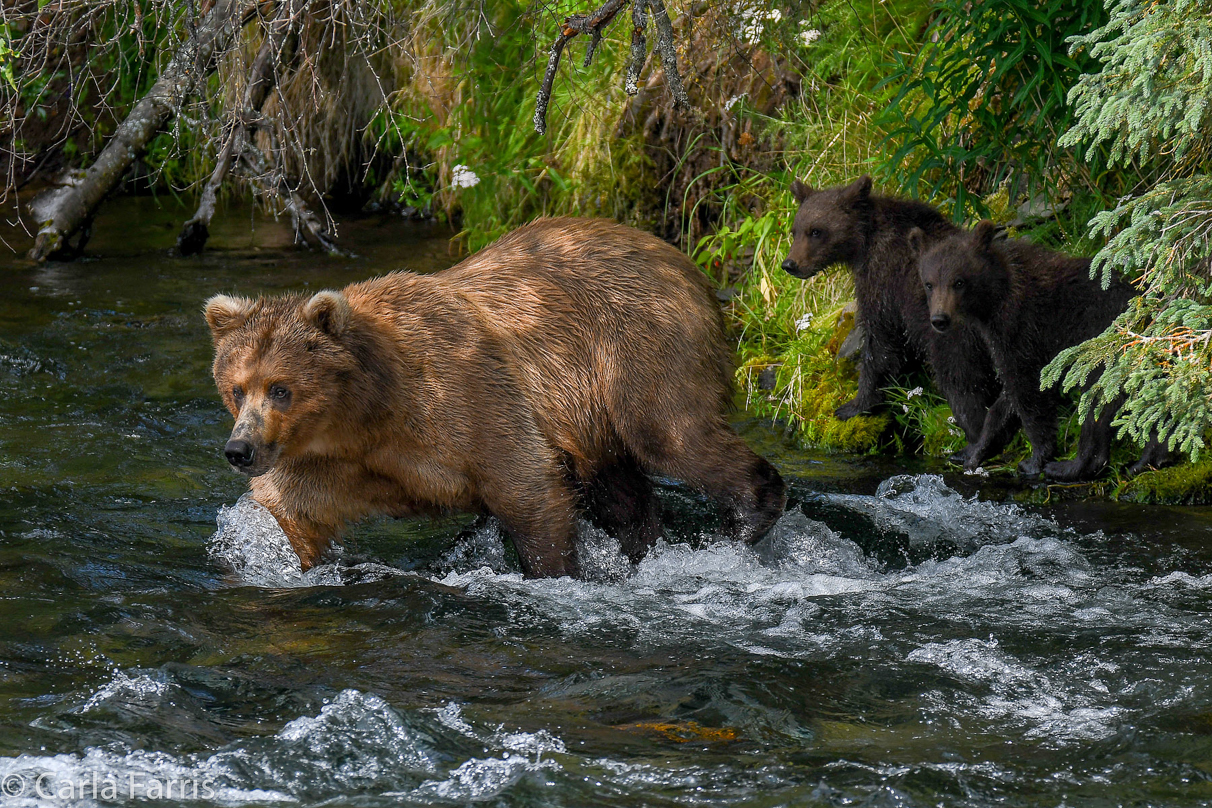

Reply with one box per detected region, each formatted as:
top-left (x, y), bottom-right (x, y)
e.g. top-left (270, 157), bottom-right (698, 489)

top-left (632, 420), bottom-right (786, 545)
top-left (583, 453), bottom-right (662, 564)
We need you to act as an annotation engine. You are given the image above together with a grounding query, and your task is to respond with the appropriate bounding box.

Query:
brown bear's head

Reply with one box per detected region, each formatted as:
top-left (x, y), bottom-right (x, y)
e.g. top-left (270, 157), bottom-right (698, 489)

top-left (910, 220), bottom-right (1009, 333)
top-left (781, 175), bottom-right (873, 279)
top-left (204, 290), bottom-right (358, 477)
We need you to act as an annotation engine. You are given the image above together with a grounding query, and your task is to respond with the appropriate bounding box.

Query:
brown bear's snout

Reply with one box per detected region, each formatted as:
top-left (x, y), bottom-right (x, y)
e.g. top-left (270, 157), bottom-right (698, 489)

top-left (781, 258), bottom-right (799, 274)
top-left (225, 438), bottom-right (256, 469)
top-left (930, 313), bottom-right (951, 333)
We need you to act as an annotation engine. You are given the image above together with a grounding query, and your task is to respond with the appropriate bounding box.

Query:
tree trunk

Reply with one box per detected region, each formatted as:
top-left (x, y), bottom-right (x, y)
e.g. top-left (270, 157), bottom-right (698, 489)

top-left (28, 0), bottom-right (253, 262)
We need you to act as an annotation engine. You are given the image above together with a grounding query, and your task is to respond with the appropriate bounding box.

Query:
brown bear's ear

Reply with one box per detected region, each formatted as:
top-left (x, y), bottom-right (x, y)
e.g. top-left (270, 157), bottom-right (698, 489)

top-left (204, 294), bottom-right (255, 340)
top-left (906, 227), bottom-right (926, 257)
top-left (303, 290), bottom-right (351, 337)
top-left (790, 180), bottom-right (814, 204)
top-left (973, 220), bottom-right (1007, 252)
top-left (844, 175), bottom-right (873, 203)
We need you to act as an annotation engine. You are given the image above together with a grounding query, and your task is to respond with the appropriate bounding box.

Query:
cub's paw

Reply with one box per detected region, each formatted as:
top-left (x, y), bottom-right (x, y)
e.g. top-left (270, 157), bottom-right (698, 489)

top-left (1044, 457), bottom-right (1105, 482)
top-left (1017, 455), bottom-right (1047, 478)
top-left (834, 397), bottom-right (873, 421)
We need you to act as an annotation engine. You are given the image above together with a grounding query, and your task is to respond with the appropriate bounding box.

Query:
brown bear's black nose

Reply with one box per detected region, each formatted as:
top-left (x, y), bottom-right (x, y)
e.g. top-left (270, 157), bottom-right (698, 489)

top-left (780, 258), bottom-right (798, 274)
top-left (225, 439), bottom-right (255, 468)
top-left (930, 314), bottom-right (951, 333)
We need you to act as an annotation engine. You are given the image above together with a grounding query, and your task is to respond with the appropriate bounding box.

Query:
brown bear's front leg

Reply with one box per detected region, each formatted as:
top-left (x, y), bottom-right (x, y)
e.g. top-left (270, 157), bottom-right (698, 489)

top-left (836, 319), bottom-right (904, 420)
top-left (254, 496), bottom-right (340, 571)
top-left (479, 462), bottom-right (581, 578)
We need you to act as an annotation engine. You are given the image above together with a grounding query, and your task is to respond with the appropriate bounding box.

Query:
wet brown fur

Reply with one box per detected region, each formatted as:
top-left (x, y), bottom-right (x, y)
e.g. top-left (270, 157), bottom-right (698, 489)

top-left (206, 217), bottom-right (786, 577)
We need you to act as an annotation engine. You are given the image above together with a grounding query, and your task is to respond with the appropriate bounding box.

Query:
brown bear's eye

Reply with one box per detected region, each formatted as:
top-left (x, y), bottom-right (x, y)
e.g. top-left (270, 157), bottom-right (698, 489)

top-left (924, 282), bottom-right (933, 291)
top-left (232, 386), bottom-right (245, 404)
top-left (953, 279), bottom-right (965, 289)
top-left (809, 228), bottom-right (823, 238)
top-left (269, 385), bottom-right (291, 404)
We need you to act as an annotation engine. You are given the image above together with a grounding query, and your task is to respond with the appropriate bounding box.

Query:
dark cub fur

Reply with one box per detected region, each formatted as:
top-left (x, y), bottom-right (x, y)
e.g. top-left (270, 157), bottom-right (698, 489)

top-left (781, 176), bottom-right (1015, 465)
top-left (914, 220), bottom-right (1177, 480)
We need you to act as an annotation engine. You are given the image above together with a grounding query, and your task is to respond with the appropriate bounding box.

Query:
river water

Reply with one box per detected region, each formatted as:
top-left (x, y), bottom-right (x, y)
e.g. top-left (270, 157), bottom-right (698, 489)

top-left (1, 199), bottom-right (1211, 806)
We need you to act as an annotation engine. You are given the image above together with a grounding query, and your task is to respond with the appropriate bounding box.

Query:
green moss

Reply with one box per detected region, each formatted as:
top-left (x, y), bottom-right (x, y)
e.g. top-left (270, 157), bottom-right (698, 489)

top-left (737, 311), bottom-right (885, 454)
top-left (1118, 460), bottom-right (1212, 505)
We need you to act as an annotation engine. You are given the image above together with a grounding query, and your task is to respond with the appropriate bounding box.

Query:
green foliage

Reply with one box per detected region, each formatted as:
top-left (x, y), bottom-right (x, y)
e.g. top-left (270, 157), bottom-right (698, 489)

top-left (883, 385), bottom-right (966, 458)
top-left (374, 0), bottom-right (654, 249)
top-left (1119, 457), bottom-right (1212, 505)
top-left (878, 0), bottom-right (1109, 222)
top-left (1043, 0), bottom-right (1212, 461)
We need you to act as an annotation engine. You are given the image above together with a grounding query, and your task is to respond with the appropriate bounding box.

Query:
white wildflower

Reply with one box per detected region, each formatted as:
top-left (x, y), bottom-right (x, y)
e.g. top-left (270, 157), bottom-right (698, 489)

top-left (725, 93), bottom-right (748, 111)
top-left (795, 312), bottom-right (813, 332)
top-left (947, 415), bottom-right (956, 424)
top-left (902, 404), bottom-right (910, 413)
top-left (451, 164), bottom-right (480, 189)
top-left (906, 386), bottom-right (924, 398)
top-left (798, 28), bottom-right (821, 46)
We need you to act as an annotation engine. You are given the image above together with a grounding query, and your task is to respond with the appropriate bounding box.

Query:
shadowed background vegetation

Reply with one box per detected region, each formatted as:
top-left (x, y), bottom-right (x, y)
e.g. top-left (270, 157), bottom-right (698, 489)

top-left (5, 0), bottom-right (1212, 500)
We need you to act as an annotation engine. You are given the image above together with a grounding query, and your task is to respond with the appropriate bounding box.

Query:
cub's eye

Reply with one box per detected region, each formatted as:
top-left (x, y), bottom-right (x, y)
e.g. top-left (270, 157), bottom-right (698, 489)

top-left (232, 386), bottom-right (245, 403)
top-left (953, 279), bottom-right (966, 289)
top-left (924, 282), bottom-right (933, 291)
top-left (269, 385), bottom-right (291, 403)
top-left (809, 228), bottom-right (823, 238)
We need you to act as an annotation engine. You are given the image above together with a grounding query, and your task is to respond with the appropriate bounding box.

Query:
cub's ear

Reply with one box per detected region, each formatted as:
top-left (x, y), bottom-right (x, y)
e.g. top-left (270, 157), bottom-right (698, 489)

top-left (973, 220), bottom-right (1007, 252)
top-left (303, 290), bottom-right (351, 337)
top-left (844, 174), bottom-right (873, 203)
top-left (790, 180), bottom-right (814, 204)
top-left (906, 227), bottom-right (926, 257)
top-left (204, 294), bottom-right (255, 340)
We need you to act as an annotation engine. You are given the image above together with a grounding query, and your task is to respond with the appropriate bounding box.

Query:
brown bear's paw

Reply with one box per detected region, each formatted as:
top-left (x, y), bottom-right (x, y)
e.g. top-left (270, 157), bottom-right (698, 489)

top-left (734, 460), bottom-right (787, 545)
top-left (1127, 440), bottom-right (1181, 477)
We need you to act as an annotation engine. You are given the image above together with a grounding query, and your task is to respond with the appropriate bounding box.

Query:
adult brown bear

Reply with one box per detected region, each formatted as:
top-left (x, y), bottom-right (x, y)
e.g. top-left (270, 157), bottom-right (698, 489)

top-left (205, 218), bottom-right (786, 578)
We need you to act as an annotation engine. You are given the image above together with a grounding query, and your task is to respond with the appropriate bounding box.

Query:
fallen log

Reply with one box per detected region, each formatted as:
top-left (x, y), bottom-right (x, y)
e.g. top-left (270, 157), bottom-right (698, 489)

top-left (28, 0), bottom-right (254, 262)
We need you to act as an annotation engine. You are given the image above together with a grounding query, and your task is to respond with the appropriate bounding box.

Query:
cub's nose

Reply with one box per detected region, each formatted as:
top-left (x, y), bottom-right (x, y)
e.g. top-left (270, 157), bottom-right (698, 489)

top-left (930, 314), bottom-right (951, 333)
top-left (224, 439), bottom-right (256, 468)
top-left (780, 258), bottom-right (798, 274)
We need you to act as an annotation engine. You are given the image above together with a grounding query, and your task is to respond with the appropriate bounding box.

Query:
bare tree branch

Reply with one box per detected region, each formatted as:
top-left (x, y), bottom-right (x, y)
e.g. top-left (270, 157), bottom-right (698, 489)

top-left (27, 0), bottom-right (255, 262)
top-left (534, 0), bottom-right (689, 135)
top-left (178, 0), bottom-right (311, 256)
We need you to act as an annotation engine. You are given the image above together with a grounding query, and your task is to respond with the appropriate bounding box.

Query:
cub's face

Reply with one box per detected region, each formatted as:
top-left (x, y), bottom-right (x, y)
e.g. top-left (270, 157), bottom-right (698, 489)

top-left (912, 221), bottom-right (1006, 333)
top-left (205, 290), bottom-right (353, 477)
top-left (781, 175), bottom-right (873, 279)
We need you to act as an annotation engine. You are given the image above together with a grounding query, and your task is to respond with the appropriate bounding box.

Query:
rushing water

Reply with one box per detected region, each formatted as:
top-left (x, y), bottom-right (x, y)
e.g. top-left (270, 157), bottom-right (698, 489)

top-left (2, 198), bottom-right (1212, 807)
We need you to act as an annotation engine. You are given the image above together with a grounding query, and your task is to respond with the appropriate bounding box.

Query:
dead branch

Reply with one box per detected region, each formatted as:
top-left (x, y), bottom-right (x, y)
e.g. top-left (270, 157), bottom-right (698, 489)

top-left (27, 0), bottom-right (255, 262)
top-left (533, 0), bottom-right (690, 135)
top-left (178, 0), bottom-right (311, 256)
top-left (238, 142), bottom-right (339, 254)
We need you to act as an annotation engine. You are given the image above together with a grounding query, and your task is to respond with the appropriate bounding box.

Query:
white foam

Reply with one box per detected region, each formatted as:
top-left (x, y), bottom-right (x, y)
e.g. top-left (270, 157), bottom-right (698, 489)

top-left (829, 473), bottom-right (1059, 549)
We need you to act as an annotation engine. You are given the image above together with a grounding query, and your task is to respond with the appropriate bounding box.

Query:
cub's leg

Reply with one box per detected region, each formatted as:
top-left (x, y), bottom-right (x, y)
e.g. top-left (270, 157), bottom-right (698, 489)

top-left (1128, 433), bottom-right (1181, 477)
top-left (632, 417), bottom-right (786, 544)
top-left (960, 393), bottom-right (1019, 471)
top-left (836, 321), bottom-right (905, 420)
top-left (582, 453), bottom-right (662, 564)
top-left (1045, 395), bottom-right (1125, 482)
